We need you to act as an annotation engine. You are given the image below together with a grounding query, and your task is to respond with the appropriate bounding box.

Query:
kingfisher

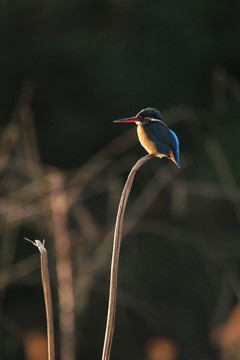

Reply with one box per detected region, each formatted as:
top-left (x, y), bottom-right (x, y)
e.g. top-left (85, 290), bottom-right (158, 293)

top-left (114, 107), bottom-right (180, 167)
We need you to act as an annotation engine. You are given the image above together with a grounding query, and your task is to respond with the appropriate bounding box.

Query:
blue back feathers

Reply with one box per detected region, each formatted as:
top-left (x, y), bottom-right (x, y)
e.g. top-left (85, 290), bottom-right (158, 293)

top-left (142, 121), bottom-right (180, 167)
top-left (169, 129), bottom-right (180, 167)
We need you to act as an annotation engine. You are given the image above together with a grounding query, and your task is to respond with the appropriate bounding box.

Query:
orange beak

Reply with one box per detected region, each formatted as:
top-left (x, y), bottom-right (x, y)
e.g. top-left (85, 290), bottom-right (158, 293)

top-left (114, 116), bottom-right (138, 123)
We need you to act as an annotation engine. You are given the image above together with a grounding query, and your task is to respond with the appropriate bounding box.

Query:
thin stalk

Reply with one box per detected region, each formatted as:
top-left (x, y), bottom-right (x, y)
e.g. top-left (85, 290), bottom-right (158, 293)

top-left (25, 238), bottom-right (55, 360)
top-left (102, 154), bottom-right (154, 360)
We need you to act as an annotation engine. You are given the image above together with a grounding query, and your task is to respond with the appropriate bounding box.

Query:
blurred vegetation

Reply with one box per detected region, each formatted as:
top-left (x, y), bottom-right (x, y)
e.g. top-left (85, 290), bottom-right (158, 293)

top-left (1, 1), bottom-right (240, 359)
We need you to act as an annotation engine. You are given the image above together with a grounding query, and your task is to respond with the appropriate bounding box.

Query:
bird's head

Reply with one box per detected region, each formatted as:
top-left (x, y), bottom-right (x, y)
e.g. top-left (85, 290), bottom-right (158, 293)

top-left (114, 107), bottom-right (163, 124)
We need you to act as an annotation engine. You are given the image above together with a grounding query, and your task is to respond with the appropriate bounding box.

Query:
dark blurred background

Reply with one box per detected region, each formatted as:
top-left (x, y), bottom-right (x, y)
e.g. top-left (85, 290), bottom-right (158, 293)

top-left (1, 1), bottom-right (240, 359)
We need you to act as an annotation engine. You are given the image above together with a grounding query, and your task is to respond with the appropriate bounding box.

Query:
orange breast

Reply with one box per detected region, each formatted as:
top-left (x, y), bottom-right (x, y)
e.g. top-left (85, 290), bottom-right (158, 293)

top-left (137, 124), bottom-right (166, 158)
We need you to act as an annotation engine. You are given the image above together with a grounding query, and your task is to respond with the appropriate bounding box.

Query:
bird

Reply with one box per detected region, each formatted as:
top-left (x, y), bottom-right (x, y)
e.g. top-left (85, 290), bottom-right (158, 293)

top-left (114, 107), bottom-right (180, 167)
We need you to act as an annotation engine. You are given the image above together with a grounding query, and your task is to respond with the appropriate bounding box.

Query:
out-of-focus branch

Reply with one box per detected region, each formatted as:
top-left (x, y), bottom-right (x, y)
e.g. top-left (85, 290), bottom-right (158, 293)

top-left (0, 214), bottom-right (19, 307)
top-left (0, 253), bottom-right (40, 290)
top-left (48, 171), bottom-right (75, 360)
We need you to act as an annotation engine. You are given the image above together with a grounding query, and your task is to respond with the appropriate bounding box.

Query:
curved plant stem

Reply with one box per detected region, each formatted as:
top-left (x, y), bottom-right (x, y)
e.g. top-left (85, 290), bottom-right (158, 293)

top-left (102, 154), bottom-right (154, 360)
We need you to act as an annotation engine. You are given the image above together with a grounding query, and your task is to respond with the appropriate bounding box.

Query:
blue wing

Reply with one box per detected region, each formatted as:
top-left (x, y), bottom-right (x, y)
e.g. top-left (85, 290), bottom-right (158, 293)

top-left (169, 129), bottom-right (180, 166)
top-left (142, 121), bottom-right (180, 166)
